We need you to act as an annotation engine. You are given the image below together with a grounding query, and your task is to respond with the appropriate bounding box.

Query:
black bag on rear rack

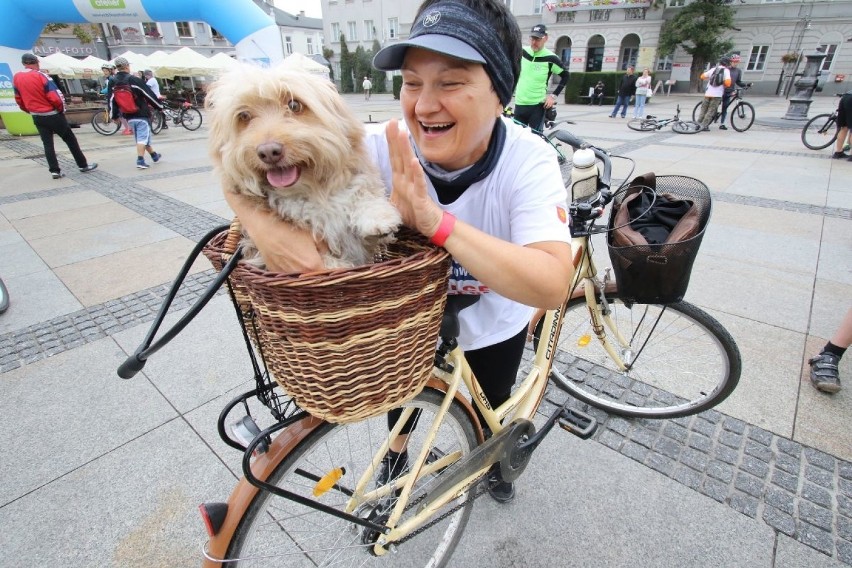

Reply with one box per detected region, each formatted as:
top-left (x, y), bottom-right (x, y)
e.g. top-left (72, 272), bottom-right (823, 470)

top-left (606, 173), bottom-right (712, 304)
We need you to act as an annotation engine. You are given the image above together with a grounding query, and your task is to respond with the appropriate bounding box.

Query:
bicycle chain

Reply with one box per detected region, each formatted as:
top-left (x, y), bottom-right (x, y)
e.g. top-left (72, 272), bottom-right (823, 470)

top-left (393, 478), bottom-right (492, 546)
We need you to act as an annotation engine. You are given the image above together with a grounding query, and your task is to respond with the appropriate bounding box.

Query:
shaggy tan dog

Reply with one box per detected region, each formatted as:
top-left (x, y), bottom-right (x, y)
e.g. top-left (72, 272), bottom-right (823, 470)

top-left (206, 65), bottom-right (400, 270)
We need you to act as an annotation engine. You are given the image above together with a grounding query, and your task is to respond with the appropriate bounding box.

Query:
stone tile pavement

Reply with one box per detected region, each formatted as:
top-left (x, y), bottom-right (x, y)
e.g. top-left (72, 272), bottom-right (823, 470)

top-left (0, 92), bottom-right (850, 567)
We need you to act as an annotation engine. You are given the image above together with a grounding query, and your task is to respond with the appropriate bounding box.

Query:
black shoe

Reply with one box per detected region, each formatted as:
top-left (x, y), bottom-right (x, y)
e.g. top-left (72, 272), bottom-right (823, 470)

top-left (719, 125), bottom-right (728, 130)
top-left (376, 450), bottom-right (409, 487)
top-left (809, 352), bottom-right (841, 393)
top-left (833, 151), bottom-right (849, 159)
top-left (485, 466), bottom-right (515, 503)
top-left (79, 163), bottom-right (98, 173)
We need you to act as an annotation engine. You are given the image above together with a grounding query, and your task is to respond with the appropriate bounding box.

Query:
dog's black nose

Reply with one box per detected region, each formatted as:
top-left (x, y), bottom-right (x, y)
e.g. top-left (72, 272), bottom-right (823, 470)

top-left (257, 142), bottom-right (284, 164)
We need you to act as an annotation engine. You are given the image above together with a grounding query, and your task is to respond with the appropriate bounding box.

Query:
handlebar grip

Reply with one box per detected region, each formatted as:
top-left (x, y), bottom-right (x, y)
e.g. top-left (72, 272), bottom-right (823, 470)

top-left (117, 353), bottom-right (147, 379)
top-left (551, 129), bottom-right (587, 150)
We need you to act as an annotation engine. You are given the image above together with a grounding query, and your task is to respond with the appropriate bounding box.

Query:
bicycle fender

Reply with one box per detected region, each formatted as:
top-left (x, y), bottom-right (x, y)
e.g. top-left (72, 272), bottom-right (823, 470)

top-left (202, 414), bottom-right (323, 567)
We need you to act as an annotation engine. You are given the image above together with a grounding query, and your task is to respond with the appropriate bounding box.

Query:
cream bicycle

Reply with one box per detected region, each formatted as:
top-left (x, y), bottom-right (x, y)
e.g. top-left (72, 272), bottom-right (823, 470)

top-left (118, 130), bottom-right (740, 567)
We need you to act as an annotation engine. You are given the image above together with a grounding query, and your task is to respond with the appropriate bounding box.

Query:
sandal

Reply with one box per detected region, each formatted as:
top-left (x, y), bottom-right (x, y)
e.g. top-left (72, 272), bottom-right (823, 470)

top-left (808, 352), bottom-right (841, 393)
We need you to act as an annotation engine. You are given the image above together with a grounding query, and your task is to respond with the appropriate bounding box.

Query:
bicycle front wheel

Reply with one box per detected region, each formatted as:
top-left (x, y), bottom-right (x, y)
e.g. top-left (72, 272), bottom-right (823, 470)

top-left (801, 113), bottom-right (837, 150)
top-left (179, 107), bottom-right (203, 131)
top-left (627, 118), bottom-right (656, 132)
top-left (548, 295), bottom-right (741, 419)
top-left (91, 110), bottom-right (119, 135)
top-left (671, 120), bottom-right (701, 134)
top-left (730, 101), bottom-right (755, 132)
top-left (150, 111), bottom-right (164, 134)
top-left (691, 101), bottom-right (703, 122)
top-left (0, 277), bottom-right (8, 314)
top-left (225, 388), bottom-right (478, 567)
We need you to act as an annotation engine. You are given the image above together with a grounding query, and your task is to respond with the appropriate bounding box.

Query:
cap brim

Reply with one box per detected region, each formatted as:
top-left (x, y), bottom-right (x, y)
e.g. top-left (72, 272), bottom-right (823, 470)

top-left (530, 33), bottom-right (545, 38)
top-left (373, 34), bottom-right (485, 71)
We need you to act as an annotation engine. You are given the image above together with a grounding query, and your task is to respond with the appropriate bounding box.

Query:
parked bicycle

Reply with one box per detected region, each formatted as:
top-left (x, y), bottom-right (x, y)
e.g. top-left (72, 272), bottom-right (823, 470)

top-left (151, 99), bottom-right (203, 133)
top-left (628, 105), bottom-right (700, 134)
top-left (691, 86), bottom-right (755, 132)
top-left (119, 129), bottom-right (740, 566)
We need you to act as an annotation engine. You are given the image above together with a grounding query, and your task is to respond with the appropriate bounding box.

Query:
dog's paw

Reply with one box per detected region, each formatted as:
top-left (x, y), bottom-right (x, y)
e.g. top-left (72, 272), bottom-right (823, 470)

top-left (354, 201), bottom-right (402, 239)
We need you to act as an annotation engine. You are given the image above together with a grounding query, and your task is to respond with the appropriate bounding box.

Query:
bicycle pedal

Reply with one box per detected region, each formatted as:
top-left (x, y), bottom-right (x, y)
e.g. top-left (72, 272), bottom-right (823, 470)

top-left (558, 408), bottom-right (597, 439)
top-left (645, 115), bottom-right (656, 119)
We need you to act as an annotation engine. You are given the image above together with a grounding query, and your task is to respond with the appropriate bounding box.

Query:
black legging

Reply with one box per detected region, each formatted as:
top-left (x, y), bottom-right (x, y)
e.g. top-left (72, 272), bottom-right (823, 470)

top-left (388, 327), bottom-right (528, 433)
top-left (33, 113), bottom-right (88, 173)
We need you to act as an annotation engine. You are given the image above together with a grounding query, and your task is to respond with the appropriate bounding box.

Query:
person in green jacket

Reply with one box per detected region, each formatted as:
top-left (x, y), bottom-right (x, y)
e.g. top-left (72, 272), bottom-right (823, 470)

top-left (512, 24), bottom-right (568, 131)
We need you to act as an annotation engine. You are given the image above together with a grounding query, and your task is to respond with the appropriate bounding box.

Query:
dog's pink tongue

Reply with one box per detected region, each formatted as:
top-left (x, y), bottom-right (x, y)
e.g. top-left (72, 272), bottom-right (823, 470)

top-left (267, 166), bottom-right (300, 188)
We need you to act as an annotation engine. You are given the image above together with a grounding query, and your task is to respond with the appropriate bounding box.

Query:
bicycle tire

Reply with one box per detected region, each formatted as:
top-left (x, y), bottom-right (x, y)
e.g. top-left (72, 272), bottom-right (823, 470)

top-left (91, 110), bottom-right (119, 135)
top-left (0, 277), bottom-right (8, 314)
top-left (801, 113), bottom-right (838, 150)
top-left (150, 110), bottom-right (164, 134)
top-left (225, 388), bottom-right (478, 567)
top-left (546, 295), bottom-right (741, 419)
top-left (730, 101), bottom-right (755, 132)
top-left (671, 121), bottom-right (701, 134)
top-left (627, 119), bottom-right (656, 132)
top-left (691, 101), bottom-right (702, 122)
top-left (179, 107), bottom-right (203, 131)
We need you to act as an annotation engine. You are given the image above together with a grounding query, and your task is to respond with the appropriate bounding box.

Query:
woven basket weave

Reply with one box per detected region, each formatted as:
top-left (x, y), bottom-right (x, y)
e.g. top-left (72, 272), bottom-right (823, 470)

top-left (202, 221), bottom-right (451, 423)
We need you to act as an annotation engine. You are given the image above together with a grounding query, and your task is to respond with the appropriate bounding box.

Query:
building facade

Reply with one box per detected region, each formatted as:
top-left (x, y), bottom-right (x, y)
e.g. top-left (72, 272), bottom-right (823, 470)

top-left (321, 0), bottom-right (852, 96)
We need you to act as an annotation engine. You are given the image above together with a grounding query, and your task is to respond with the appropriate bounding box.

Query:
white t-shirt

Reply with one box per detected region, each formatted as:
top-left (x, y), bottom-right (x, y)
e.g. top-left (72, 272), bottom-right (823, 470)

top-left (365, 117), bottom-right (571, 351)
top-left (145, 77), bottom-right (161, 98)
top-left (702, 66), bottom-right (730, 98)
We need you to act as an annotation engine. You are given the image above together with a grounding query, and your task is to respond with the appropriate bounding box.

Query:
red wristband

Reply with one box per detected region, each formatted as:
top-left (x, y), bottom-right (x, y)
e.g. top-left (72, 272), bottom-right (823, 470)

top-left (429, 211), bottom-right (456, 247)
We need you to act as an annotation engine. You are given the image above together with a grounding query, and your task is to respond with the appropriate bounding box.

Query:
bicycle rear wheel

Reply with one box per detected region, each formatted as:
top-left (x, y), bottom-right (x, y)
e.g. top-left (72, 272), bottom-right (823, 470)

top-left (801, 114), bottom-right (837, 150)
top-left (547, 295), bottom-right (741, 418)
top-left (730, 101), bottom-right (755, 132)
top-left (627, 119), bottom-right (656, 132)
top-left (91, 110), bottom-right (119, 135)
top-left (671, 121), bottom-right (701, 134)
top-left (180, 107), bottom-right (203, 131)
top-left (224, 388), bottom-right (478, 567)
top-left (150, 111), bottom-right (164, 134)
top-left (691, 101), bottom-right (703, 122)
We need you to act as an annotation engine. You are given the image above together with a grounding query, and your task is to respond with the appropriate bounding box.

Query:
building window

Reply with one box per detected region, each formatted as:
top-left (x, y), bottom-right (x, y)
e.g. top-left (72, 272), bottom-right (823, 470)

top-left (668, 0), bottom-right (685, 6)
top-left (175, 22), bottom-right (193, 38)
top-left (621, 47), bottom-right (638, 70)
top-left (210, 27), bottom-right (224, 40)
top-left (331, 23), bottom-right (341, 42)
top-left (746, 45), bottom-right (769, 71)
top-left (388, 18), bottom-right (398, 40)
top-left (556, 11), bottom-right (575, 23)
top-left (586, 47), bottom-right (604, 72)
top-left (347, 21), bottom-right (357, 41)
top-left (307, 37), bottom-right (314, 55)
top-left (625, 8), bottom-right (646, 20)
top-left (285, 36), bottom-right (293, 55)
top-left (534, 0), bottom-right (543, 14)
top-left (590, 10), bottom-right (610, 21)
top-left (364, 20), bottom-right (375, 41)
top-left (141, 22), bottom-right (160, 38)
top-left (819, 44), bottom-right (837, 72)
top-left (656, 55), bottom-right (672, 71)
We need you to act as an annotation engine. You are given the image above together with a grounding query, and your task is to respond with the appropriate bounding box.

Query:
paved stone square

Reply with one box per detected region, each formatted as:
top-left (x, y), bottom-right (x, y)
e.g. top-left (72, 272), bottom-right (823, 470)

top-left (0, 92), bottom-right (850, 567)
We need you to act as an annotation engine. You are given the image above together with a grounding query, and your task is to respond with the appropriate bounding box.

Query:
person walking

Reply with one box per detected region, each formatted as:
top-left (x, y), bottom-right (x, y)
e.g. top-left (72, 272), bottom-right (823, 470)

top-left (362, 76), bottom-right (372, 100)
top-left (609, 66), bottom-right (637, 119)
top-left (512, 24), bottom-right (568, 131)
top-left (100, 62), bottom-right (131, 134)
top-left (831, 90), bottom-right (852, 160)
top-left (696, 57), bottom-right (731, 131)
top-left (143, 69), bottom-right (167, 130)
top-left (108, 57), bottom-right (164, 169)
top-left (718, 54), bottom-right (750, 130)
top-left (13, 53), bottom-right (97, 179)
top-left (633, 68), bottom-right (652, 119)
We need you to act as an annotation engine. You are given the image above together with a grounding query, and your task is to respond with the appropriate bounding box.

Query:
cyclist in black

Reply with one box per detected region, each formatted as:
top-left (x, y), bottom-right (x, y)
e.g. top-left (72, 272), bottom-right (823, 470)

top-left (832, 90), bottom-right (852, 160)
top-left (718, 53), bottom-right (750, 131)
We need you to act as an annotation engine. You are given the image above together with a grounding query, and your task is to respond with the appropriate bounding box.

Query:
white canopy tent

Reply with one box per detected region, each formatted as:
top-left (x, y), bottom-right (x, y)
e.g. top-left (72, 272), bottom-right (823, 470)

top-left (280, 53), bottom-right (330, 79)
top-left (39, 52), bottom-right (88, 79)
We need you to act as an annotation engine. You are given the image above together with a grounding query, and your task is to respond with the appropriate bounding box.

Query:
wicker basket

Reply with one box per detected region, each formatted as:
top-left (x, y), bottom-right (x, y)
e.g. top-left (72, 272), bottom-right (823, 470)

top-left (202, 221), bottom-right (451, 423)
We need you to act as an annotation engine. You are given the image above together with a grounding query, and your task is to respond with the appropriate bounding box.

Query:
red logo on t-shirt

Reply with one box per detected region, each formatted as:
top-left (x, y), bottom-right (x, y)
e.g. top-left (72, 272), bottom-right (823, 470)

top-left (556, 206), bottom-right (567, 224)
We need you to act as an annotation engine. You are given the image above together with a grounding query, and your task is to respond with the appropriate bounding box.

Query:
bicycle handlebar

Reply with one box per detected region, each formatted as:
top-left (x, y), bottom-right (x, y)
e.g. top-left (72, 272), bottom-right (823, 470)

top-left (549, 129), bottom-right (613, 192)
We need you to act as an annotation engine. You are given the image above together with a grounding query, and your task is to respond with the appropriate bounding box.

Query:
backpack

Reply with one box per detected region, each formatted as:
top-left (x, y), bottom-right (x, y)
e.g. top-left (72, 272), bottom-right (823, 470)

top-left (113, 83), bottom-right (139, 114)
top-left (708, 67), bottom-right (725, 88)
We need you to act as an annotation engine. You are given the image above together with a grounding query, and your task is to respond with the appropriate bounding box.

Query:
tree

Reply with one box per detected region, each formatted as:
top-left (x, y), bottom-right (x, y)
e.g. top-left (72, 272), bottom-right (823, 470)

top-left (370, 39), bottom-right (386, 93)
top-left (353, 46), bottom-right (373, 92)
top-left (43, 23), bottom-right (100, 44)
top-left (339, 35), bottom-right (354, 93)
top-left (323, 47), bottom-right (335, 82)
top-left (658, 0), bottom-right (735, 93)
